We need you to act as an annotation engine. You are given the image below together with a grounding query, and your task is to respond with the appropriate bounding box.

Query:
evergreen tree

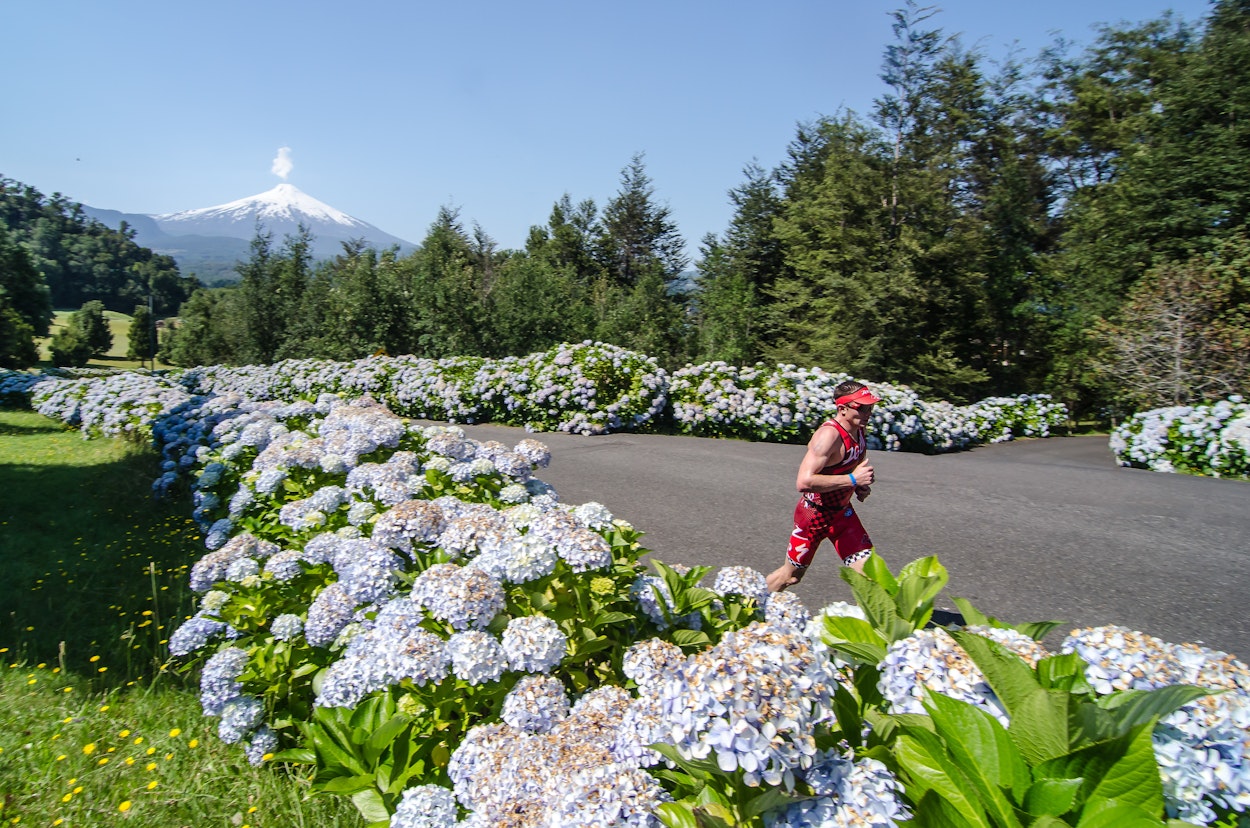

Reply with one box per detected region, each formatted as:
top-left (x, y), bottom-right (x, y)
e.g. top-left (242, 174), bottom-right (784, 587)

top-left (0, 223), bottom-right (51, 368)
top-left (73, 300), bottom-right (113, 356)
top-left (160, 288), bottom-right (242, 367)
top-left (593, 155), bottom-right (691, 365)
top-left (126, 302), bottom-right (156, 364)
top-left (693, 163), bottom-right (788, 364)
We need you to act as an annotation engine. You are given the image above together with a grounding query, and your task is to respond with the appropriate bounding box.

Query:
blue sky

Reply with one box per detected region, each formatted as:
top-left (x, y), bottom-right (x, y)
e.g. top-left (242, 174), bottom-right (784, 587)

top-left (2, 0), bottom-right (1214, 260)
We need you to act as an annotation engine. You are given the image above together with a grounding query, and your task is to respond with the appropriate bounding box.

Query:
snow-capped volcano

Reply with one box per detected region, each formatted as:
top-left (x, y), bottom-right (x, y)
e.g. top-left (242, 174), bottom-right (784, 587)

top-left (152, 183), bottom-right (414, 254)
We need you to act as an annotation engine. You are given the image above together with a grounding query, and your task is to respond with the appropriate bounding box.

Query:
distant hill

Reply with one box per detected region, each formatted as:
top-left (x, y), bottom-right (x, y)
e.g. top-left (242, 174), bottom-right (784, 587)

top-left (83, 184), bottom-right (417, 284)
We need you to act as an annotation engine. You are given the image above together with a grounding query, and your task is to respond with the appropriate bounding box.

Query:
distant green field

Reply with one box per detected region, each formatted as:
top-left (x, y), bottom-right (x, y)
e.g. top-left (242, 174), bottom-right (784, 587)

top-left (36, 310), bottom-right (169, 369)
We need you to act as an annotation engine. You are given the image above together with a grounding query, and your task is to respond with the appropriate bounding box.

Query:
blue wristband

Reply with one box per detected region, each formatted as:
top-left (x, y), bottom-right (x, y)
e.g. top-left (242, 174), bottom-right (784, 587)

top-left (848, 472), bottom-right (858, 488)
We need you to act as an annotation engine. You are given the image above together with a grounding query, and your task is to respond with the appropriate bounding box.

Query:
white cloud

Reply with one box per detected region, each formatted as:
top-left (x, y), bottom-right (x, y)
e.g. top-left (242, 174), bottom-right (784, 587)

top-left (271, 146), bottom-right (293, 180)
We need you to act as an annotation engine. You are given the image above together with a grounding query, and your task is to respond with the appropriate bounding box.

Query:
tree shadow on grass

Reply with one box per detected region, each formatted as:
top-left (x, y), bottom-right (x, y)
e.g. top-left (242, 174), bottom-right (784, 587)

top-left (0, 419), bottom-right (64, 436)
top-left (0, 444), bottom-right (203, 687)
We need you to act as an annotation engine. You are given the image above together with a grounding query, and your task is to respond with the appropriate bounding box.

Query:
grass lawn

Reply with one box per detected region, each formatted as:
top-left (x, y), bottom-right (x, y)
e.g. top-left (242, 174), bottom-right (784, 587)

top-left (0, 409), bottom-right (363, 827)
top-left (36, 310), bottom-right (174, 371)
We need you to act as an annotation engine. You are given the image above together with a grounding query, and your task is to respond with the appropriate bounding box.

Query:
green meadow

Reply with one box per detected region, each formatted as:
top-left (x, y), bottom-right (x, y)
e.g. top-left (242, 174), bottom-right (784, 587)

top-left (0, 408), bottom-right (362, 827)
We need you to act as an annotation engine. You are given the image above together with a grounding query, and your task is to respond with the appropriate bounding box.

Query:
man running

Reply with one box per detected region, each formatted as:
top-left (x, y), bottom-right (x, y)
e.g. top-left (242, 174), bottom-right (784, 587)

top-left (766, 381), bottom-right (879, 592)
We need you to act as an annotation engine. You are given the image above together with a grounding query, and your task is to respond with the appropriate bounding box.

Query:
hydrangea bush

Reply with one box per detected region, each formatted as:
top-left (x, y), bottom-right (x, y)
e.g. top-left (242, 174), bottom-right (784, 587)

top-left (1111, 396), bottom-right (1250, 479)
top-left (666, 361), bottom-right (1066, 452)
top-left (2, 341), bottom-right (1067, 452)
top-left (11, 351), bottom-right (1250, 826)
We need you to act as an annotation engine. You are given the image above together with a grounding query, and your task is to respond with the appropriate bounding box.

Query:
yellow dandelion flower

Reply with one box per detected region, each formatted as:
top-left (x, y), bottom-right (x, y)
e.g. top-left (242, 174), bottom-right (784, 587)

top-left (125, 757), bottom-right (135, 766)
top-left (82, 743), bottom-right (96, 755)
top-left (118, 729), bottom-right (130, 738)
top-left (164, 753), bottom-right (173, 761)
top-left (118, 801), bottom-right (132, 812)
top-left (62, 717), bottom-right (73, 724)
top-left (146, 780), bottom-right (158, 791)
top-left (89, 656), bottom-right (100, 663)
top-left (145, 762), bottom-right (157, 771)
top-left (56, 754), bottom-right (67, 761)
top-left (62, 687), bottom-right (73, 693)
top-left (168, 728), bottom-right (181, 738)
top-left (61, 793), bottom-right (73, 803)
top-left (188, 739), bottom-right (199, 748)
top-left (99, 705), bottom-right (109, 712)
top-left (133, 737), bottom-right (143, 745)
top-left (97, 757), bottom-right (110, 766)
top-left (145, 747), bottom-right (155, 755)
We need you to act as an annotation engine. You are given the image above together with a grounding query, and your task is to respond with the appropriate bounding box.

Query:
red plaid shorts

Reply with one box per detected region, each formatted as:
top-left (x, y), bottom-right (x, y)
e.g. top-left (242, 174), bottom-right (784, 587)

top-left (786, 497), bottom-right (873, 567)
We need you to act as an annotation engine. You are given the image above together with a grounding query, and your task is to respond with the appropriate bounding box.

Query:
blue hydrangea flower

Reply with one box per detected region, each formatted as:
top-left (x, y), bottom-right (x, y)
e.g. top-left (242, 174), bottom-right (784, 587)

top-left (244, 726), bottom-right (279, 767)
top-left (200, 646), bottom-right (249, 716)
top-left (446, 630), bottom-right (508, 685)
top-left (502, 674), bottom-right (570, 734)
top-left (540, 762), bottom-right (672, 827)
top-left (411, 564), bottom-right (506, 631)
top-left (713, 566), bottom-right (770, 605)
top-left (218, 695), bottom-right (265, 744)
top-left (270, 613), bottom-right (304, 642)
top-left (169, 613), bottom-right (230, 657)
top-left (305, 582), bottom-right (360, 648)
top-left (622, 638), bottom-right (685, 693)
top-left (391, 784), bottom-right (459, 828)
top-left (371, 499), bottom-right (447, 555)
top-left (470, 533), bottom-right (558, 584)
top-left (501, 615), bottom-right (567, 673)
top-left (764, 591), bottom-right (811, 632)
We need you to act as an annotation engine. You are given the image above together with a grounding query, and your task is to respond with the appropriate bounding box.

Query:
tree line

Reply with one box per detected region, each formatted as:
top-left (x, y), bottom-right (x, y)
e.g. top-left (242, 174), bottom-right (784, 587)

top-left (8, 1), bottom-right (1250, 417)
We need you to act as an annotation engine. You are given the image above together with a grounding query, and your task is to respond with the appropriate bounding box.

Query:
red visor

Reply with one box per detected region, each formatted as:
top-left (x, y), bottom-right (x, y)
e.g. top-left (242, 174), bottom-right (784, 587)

top-left (835, 387), bottom-right (881, 407)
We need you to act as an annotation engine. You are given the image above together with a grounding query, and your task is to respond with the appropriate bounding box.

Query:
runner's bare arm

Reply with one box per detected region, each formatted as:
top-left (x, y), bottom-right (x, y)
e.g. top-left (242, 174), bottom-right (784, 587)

top-left (795, 427), bottom-right (855, 492)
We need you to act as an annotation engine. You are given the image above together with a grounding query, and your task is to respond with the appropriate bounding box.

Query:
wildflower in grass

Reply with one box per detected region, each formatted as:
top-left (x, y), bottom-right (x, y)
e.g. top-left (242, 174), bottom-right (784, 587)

top-left (501, 615), bottom-right (567, 673)
top-left (502, 674), bottom-right (570, 734)
top-left (411, 563), bottom-right (506, 631)
top-left (446, 630), bottom-right (507, 685)
top-left (391, 784), bottom-right (458, 828)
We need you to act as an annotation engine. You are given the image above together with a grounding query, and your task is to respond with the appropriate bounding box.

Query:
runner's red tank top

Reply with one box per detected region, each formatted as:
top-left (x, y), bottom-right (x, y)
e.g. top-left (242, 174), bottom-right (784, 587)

top-left (804, 419), bottom-right (865, 510)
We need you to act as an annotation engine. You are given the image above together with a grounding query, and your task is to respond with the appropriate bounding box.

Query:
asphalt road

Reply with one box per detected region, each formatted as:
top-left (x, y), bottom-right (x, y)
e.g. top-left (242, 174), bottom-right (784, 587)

top-left (440, 423), bottom-right (1250, 660)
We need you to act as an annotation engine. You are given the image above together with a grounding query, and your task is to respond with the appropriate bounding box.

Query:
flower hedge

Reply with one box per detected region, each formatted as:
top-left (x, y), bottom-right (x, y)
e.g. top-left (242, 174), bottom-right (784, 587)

top-left (0, 341), bottom-right (1067, 452)
top-left (1111, 396), bottom-right (1250, 480)
top-left (2, 350), bottom-right (1248, 826)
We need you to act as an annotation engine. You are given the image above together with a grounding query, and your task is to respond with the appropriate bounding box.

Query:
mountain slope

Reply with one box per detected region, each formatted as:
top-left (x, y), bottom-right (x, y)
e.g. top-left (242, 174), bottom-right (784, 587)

top-left (82, 184), bottom-right (417, 283)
